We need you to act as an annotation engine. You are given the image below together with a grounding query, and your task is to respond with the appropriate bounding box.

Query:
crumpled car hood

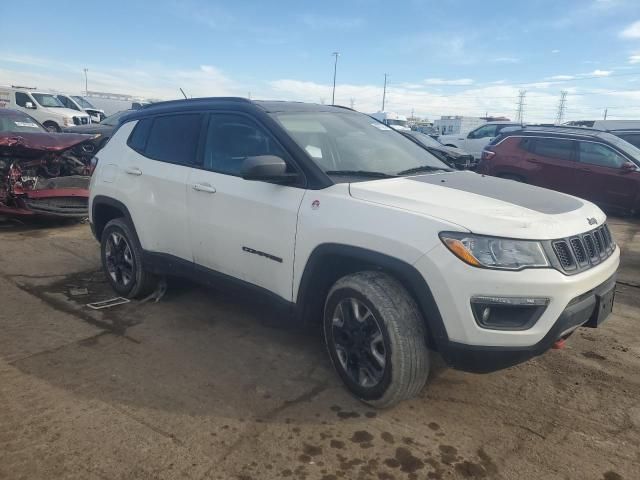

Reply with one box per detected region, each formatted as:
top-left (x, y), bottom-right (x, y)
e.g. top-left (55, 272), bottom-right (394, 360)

top-left (0, 131), bottom-right (96, 158)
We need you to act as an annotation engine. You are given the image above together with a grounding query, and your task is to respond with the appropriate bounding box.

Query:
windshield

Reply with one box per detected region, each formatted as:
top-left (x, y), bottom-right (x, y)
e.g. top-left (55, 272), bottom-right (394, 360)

top-left (0, 111), bottom-right (45, 133)
top-left (32, 93), bottom-right (65, 108)
top-left (407, 131), bottom-right (444, 149)
top-left (386, 119), bottom-right (407, 127)
top-left (101, 110), bottom-right (129, 126)
top-left (274, 111), bottom-right (449, 177)
top-left (598, 132), bottom-right (640, 165)
top-left (72, 96), bottom-right (95, 108)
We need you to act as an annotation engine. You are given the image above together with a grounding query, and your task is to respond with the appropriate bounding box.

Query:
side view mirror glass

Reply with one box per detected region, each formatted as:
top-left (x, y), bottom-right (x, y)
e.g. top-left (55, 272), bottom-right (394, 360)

top-left (241, 155), bottom-right (298, 184)
top-left (25, 101), bottom-right (36, 109)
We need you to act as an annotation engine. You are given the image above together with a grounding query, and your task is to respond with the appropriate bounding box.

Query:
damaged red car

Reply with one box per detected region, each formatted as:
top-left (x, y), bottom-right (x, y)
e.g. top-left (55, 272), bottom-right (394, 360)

top-left (0, 108), bottom-right (97, 218)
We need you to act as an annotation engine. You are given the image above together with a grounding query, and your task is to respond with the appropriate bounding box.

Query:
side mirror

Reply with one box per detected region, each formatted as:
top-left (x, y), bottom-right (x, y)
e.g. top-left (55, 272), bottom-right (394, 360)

top-left (25, 101), bottom-right (36, 109)
top-left (241, 155), bottom-right (298, 184)
top-left (621, 161), bottom-right (637, 173)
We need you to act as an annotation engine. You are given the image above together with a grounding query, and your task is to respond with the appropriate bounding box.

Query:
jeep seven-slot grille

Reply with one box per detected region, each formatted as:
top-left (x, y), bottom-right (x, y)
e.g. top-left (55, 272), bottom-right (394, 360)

top-left (552, 224), bottom-right (615, 273)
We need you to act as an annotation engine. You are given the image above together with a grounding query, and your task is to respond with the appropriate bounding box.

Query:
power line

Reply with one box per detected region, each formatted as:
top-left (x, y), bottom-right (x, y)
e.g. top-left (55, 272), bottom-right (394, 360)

top-left (331, 52), bottom-right (340, 106)
top-left (382, 73), bottom-right (389, 111)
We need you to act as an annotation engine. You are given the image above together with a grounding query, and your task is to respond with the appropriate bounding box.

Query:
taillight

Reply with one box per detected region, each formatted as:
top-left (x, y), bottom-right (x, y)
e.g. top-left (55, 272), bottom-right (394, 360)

top-left (89, 156), bottom-right (99, 175)
top-left (481, 149), bottom-right (496, 161)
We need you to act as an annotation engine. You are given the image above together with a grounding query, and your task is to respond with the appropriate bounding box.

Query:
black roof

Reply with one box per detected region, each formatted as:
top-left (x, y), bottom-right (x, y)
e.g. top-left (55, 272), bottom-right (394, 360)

top-left (497, 124), bottom-right (616, 141)
top-left (120, 97), bottom-right (355, 124)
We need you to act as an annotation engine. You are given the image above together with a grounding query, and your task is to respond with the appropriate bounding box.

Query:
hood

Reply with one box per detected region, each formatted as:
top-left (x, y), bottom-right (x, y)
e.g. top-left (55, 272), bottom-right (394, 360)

top-left (62, 123), bottom-right (112, 134)
top-left (44, 107), bottom-right (89, 118)
top-left (0, 131), bottom-right (96, 158)
top-left (433, 144), bottom-right (469, 158)
top-left (349, 171), bottom-right (606, 240)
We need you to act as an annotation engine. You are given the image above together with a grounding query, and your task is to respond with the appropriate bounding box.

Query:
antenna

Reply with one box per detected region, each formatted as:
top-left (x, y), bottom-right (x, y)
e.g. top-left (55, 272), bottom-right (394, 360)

top-left (555, 90), bottom-right (568, 125)
top-left (603, 108), bottom-right (608, 120)
top-left (382, 73), bottom-right (389, 111)
top-left (179, 88), bottom-right (188, 99)
top-left (515, 89), bottom-right (526, 123)
top-left (350, 98), bottom-right (355, 109)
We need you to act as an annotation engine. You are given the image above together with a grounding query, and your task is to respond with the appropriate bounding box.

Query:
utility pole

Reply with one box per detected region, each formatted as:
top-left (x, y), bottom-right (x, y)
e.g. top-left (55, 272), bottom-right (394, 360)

top-left (331, 52), bottom-right (340, 105)
top-left (515, 89), bottom-right (526, 123)
top-left (603, 108), bottom-right (608, 120)
top-left (349, 98), bottom-right (355, 109)
top-left (382, 73), bottom-right (389, 111)
top-left (555, 90), bottom-right (568, 125)
top-left (83, 68), bottom-right (88, 96)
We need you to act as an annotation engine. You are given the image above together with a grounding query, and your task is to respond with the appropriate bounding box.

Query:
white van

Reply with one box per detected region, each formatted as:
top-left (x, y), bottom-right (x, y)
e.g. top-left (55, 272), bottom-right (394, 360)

top-left (55, 94), bottom-right (106, 123)
top-left (0, 86), bottom-right (91, 132)
top-left (564, 120), bottom-right (640, 130)
top-left (370, 111), bottom-right (411, 131)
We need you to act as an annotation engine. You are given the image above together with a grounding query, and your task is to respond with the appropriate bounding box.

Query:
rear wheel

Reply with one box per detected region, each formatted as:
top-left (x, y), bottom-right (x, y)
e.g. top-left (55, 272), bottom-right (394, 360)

top-left (101, 218), bottom-right (157, 298)
top-left (323, 271), bottom-right (430, 408)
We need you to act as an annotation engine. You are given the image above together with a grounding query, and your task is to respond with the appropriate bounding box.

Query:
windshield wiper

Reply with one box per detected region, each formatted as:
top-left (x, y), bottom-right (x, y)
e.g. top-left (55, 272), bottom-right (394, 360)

top-left (325, 170), bottom-right (397, 178)
top-left (396, 165), bottom-right (452, 175)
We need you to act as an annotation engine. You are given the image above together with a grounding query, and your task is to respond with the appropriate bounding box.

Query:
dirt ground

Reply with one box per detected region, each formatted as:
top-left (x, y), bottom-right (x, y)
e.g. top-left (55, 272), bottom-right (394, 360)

top-left (0, 216), bottom-right (639, 480)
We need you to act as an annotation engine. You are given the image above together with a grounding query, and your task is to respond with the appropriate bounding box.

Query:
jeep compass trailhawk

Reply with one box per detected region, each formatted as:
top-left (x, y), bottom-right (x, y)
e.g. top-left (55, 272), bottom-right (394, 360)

top-left (89, 98), bottom-right (619, 407)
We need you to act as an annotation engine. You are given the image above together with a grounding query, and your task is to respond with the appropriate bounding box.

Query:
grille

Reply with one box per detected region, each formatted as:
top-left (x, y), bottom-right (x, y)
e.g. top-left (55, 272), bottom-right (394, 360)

top-left (72, 117), bottom-right (89, 125)
top-left (552, 224), bottom-right (615, 273)
top-left (73, 116), bottom-right (80, 125)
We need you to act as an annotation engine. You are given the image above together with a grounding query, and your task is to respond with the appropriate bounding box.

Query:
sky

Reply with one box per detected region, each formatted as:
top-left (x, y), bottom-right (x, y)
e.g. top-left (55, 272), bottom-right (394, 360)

top-left (1, 0), bottom-right (640, 122)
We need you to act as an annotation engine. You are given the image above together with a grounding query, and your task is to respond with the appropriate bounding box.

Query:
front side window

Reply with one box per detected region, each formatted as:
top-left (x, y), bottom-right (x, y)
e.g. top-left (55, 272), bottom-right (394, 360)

top-left (57, 96), bottom-right (80, 110)
top-left (72, 96), bottom-right (94, 108)
top-left (143, 114), bottom-right (201, 165)
top-left (616, 133), bottom-right (640, 150)
top-left (203, 114), bottom-right (287, 176)
top-left (32, 93), bottom-right (64, 108)
top-left (274, 111), bottom-right (448, 177)
top-left (578, 142), bottom-right (627, 169)
top-left (15, 92), bottom-right (32, 107)
top-left (533, 138), bottom-right (575, 161)
top-left (468, 124), bottom-right (497, 139)
top-left (0, 111), bottom-right (44, 132)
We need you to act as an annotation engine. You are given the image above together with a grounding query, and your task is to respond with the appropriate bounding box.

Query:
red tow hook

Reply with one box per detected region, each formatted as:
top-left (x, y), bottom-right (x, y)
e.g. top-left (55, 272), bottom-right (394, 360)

top-left (552, 338), bottom-right (567, 350)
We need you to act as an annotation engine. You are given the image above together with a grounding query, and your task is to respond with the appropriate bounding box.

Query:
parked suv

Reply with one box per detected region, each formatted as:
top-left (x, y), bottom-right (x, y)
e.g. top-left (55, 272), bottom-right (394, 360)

top-left (89, 98), bottom-right (619, 407)
top-left (477, 126), bottom-right (640, 215)
top-left (438, 121), bottom-right (521, 159)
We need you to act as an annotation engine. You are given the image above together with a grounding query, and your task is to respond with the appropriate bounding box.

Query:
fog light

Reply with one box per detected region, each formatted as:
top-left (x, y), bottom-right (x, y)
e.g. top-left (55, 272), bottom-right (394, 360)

top-left (471, 296), bottom-right (549, 331)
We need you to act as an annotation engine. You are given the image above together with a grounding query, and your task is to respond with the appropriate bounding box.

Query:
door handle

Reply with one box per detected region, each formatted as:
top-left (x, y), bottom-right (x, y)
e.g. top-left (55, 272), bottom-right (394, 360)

top-left (125, 167), bottom-right (142, 176)
top-left (526, 158), bottom-right (542, 164)
top-left (192, 183), bottom-right (216, 194)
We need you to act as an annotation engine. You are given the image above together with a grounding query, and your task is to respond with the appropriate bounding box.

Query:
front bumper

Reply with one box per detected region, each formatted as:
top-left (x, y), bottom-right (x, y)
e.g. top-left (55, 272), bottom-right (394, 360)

top-left (415, 242), bottom-right (620, 372)
top-left (439, 274), bottom-right (616, 372)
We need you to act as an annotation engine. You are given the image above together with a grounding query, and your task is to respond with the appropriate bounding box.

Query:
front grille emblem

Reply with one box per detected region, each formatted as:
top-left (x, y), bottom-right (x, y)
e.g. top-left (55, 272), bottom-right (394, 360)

top-left (587, 217), bottom-right (598, 226)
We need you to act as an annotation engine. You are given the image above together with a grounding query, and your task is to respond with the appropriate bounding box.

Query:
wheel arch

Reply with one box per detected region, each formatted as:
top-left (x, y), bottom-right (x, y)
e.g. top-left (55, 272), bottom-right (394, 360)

top-left (91, 195), bottom-right (139, 244)
top-left (295, 243), bottom-right (449, 351)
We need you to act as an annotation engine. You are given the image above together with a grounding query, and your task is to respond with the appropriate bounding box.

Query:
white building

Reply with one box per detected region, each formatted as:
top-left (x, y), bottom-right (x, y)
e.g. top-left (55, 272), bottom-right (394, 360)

top-left (433, 116), bottom-right (485, 135)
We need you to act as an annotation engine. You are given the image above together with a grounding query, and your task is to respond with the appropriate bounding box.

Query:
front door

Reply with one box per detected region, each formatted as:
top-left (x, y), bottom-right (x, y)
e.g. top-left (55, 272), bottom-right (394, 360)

top-left (463, 124), bottom-right (499, 158)
top-left (577, 141), bottom-right (640, 213)
top-left (187, 113), bottom-right (306, 301)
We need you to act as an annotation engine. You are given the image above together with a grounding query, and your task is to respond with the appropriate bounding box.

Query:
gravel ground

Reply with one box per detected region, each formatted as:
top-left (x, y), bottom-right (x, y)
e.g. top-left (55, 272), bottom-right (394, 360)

top-left (0, 217), bottom-right (638, 480)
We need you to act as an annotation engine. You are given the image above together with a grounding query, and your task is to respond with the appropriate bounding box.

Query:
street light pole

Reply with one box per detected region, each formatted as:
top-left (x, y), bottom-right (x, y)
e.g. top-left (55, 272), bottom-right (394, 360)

top-left (83, 68), bottom-right (88, 96)
top-left (382, 73), bottom-right (389, 111)
top-left (331, 52), bottom-right (340, 105)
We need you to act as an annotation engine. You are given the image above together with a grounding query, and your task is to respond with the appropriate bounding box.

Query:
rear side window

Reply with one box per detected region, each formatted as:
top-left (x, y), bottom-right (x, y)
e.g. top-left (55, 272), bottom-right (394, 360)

top-left (144, 114), bottom-right (201, 165)
top-left (127, 118), bottom-right (152, 152)
top-left (533, 138), bottom-right (575, 161)
top-left (578, 142), bottom-right (627, 168)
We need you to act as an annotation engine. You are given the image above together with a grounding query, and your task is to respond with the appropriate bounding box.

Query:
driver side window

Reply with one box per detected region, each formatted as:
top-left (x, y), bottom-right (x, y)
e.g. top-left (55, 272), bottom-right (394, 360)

top-left (203, 114), bottom-right (287, 176)
top-left (15, 92), bottom-right (32, 108)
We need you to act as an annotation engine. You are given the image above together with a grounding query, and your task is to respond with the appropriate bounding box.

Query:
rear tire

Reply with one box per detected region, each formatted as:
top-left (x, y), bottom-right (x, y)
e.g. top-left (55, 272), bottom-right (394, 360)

top-left (100, 218), bottom-right (157, 298)
top-left (323, 271), bottom-right (430, 408)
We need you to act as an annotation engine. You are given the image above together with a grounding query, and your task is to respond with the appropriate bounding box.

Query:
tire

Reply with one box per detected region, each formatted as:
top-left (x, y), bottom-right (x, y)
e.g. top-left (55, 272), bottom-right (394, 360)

top-left (498, 173), bottom-right (526, 183)
top-left (100, 218), bottom-right (157, 298)
top-left (43, 121), bottom-right (60, 133)
top-left (323, 271), bottom-right (430, 408)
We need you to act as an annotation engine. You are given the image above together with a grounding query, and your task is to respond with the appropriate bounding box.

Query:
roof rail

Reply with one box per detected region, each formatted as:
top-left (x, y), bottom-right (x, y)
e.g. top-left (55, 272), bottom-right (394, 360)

top-left (139, 96), bottom-right (253, 110)
top-left (521, 124), bottom-right (606, 133)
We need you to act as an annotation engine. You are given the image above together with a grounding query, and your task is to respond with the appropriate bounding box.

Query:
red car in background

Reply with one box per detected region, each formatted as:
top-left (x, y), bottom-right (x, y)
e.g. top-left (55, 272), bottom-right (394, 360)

top-left (0, 108), bottom-right (97, 218)
top-left (477, 126), bottom-right (640, 215)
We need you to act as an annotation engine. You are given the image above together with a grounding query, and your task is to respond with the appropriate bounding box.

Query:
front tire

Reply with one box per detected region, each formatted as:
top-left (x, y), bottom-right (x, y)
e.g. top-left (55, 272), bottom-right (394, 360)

top-left (100, 218), bottom-right (157, 298)
top-left (323, 271), bottom-right (430, 408)
top-left (43, 121), bottom-right (60, 133)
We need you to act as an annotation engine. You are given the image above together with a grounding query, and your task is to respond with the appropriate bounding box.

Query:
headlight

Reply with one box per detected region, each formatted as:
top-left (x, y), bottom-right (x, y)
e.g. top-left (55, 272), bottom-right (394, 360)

top-left (440, 232), bottom-right (549, 270)
top-left (63, 117), bottom-right (72, 126)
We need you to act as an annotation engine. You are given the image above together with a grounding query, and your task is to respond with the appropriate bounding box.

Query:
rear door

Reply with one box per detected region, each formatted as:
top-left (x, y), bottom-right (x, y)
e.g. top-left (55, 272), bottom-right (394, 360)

top-left (522, 137), bottom-right (588, 198)
top-left (119, 113), bottom-right (202, 261)
top-left (577, 141), bottom-right (639, 212)
top-left (186, 112), bottom-right (306, 301)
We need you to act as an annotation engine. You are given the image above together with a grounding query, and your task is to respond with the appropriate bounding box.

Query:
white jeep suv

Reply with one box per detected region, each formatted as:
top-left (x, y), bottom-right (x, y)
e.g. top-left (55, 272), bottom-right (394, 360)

top-left (89, 98), bottom-right (619, 407)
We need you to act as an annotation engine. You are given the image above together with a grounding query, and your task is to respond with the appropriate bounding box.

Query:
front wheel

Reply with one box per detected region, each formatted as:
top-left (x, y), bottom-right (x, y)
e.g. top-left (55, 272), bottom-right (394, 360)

top-left (43, 121), bottom-right (60, 133)
top-left (323, 271), bottom-right (430, 408)
top-left (100, 218), bottom-right (157, 298)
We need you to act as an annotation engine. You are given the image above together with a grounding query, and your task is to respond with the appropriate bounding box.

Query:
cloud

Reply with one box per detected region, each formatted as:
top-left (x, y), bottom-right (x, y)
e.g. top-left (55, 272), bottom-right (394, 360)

top-left (629, 53), bottom-right (640, 64)
top-left (620, 20), bottom-right (640, 38)
top-left (492, 57), bottom-right (520, 64)
top-left (551, 49), bottom-right (561, 54)
top-left (424, 78), bottom-right (474, 86)
top-left (548, 75), bottom-right (575, 80)
top-left (299, 14), bottom-right (364, 30)
top-left (585, 69), bottom-right (612, 77)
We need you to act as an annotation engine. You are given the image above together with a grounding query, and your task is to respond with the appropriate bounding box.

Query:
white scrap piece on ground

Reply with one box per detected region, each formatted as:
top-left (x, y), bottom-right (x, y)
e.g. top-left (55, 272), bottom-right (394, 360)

top-left (87, 297), bottom-right (130, 310)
